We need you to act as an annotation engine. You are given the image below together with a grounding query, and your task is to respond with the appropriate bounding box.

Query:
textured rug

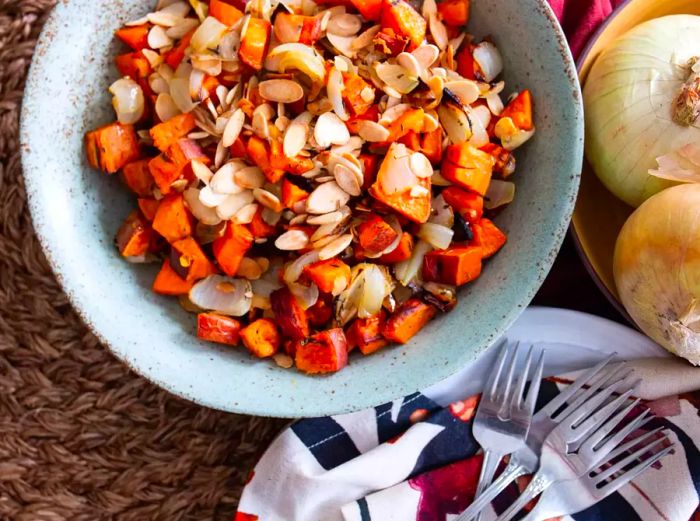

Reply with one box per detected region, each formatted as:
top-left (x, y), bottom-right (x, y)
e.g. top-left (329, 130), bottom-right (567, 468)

top-left (0, 1), bottom-right (286, 519)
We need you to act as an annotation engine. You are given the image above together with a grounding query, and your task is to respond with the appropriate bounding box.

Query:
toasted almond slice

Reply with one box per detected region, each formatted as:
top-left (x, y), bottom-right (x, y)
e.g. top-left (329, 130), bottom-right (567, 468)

top-left (235, 166), bottom-right (265, 189)
top-left (237, 257), bottom-right (263, 279)
top-left (200, 184), bottom-right (229, 207)
top-left (142, 49), bottom-right (163, 69)
top-left (167, 17), bottom-right (199, 38)
top-left (275, 229), bottom-right (309, 251)
top-left (147, 10), bottom-right (182, 27)
top-left (187, 131), bottom-right (210, 140)
top-left (222, 108), bottom-right (245, 147)
top-left (422, 0), bottom-right (437, 18)
top-left (412, 44), bottom-right (440, 72)
top-left (191, 160), bottom-right (214, 184)
top-left (423, 111), bottom-right (440, 133)
top-left (216, 190), bottom-right (255, 220)
top-left (253, 188), bottom-right (283, 212)
top-left (184, 188), bottom-right (222, 225)
top-left (327, 13), bottom-right (362, 36)
top-left (283, 111), bottom-right (313, 158)
top-left (306, 209), bottom-right (345, 225)
top-left (409, 152), bottom-right (433, 178)
top-left (334, 163), bottom-right (361, 196)
top-left (318, 233), bottom-right (353, 260)
top-left (311, 221), bottom-right (342, 242)
top-left (273, 352), bottom-right (294, 368)
top-left (397, 52), bottom-right (422, 79)
top-left (379, 103), bottom-right (411, 125)
top-left (258, 79), bottom-right (305, 104)
top-left (312, 232), bottom-right (341, 249)
top-left (357, 120), bottom-right (390, 142)
top-left (125, 16), bottom-right (149, 26)
top-left (446, 80), bottom-right (480, 105)
top-left (486, 92), bottom-right (504, 116)
top-left (276, 116), bottom-right (291, 132)
top-left (352, 24), bottom-right (381, 50)
top-left (314, 112), bottom-right (350, 148)
top-left (149, 73), bottom-right (170, 95)
top-left (155, 93), bottom-right (181, 122)
top-left (289, 214), bottom-right (307, 225)
top-left (331, 136), bottom-right (363, 157)
top-left (306, 182), bottom-right (351, 214)
top-left (215, 140), bottom-right (229, 169)
top-left (360, 86), bottom-right (375, 103)
top-left (327, 32), bottom-right (356, 58)
top-left (148, 25), bottom-right (173, 48)
top-left (211, 161), bottom-right (246, 194)
top-left (449, 32), bottom-right (467, 53)
top-left (234, 203), bottom-right (259, 224)
top-left (327, 67), bottom-right (350, 121)
top-left (262, 207), bottom-right (282, 225)
top-left (429, 13), bottom-right (448, 50)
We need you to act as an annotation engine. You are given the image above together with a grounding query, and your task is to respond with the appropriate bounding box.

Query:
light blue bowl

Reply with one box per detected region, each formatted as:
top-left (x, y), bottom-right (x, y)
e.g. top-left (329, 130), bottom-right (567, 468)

top-left (21, 0), bottom-right (583, 417)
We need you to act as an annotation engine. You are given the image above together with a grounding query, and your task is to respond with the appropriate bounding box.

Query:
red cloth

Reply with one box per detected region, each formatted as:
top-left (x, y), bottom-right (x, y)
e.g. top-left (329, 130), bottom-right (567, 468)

top-left (548, 0), bottom-right (626, 58)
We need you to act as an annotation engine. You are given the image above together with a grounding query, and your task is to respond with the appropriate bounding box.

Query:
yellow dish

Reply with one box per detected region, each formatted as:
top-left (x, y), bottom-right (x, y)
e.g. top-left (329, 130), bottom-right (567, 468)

top-left (573, 0), bottom-right (700, 311)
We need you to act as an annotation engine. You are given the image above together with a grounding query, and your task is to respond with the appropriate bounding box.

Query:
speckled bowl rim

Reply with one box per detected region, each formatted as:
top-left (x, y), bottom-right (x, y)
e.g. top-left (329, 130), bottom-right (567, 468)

top-left (20, 0), bottom-right (583, 417)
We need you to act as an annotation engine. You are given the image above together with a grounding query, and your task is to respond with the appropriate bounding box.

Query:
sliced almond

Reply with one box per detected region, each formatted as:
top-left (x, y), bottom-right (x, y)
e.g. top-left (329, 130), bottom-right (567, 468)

top-left (199, 184), bottom-right (229, 207)
top-left (235, 166), bottom-right (266, 189)
top-left (167, 17), bottom-right (199, 38)
top-left (330, 136), bottom-right (363, 157)
top-left (422, 111), bottom-right (440, 132)
top-left (379, 103), bottom-right (411, 125)
top-left (155, 93), bottom-right (181, 122)
top-left (375, 63), bottom-right (419, 94)
top-left (397, 52), bottom-right (422, 79)
top-left (142, 49), bottom-right (163, 69)
top-left (312, 232), bottom-right (341, 249)
top-left (306, 209), bottom-right (345, 225)
top-left (191, 160), bottom-right (214, 184)
top-left (314, 112), bottom-right (350, 148)
top-left (311, 222), bottom-right (342, 242)
top-left (214, 139), bottom-right (229, 169)
top-left (357, 120), bottom-right (390, 142)
top-left (258, 79), bottom-right (305, 104)
top-left (148, 25), bottom-right (173, 48)
top-left (211, 161), bottom-right (246, 194)
top-left (253, 187), bottom-right (283, 212)
top-left (234, 203), bottom-right (259, 224)
top-left (429, 13), bottom-right (448, 50)
top-left (147, 10), bottom-right (182, 27)
top-left (327, 32), bottom-right (356, 58)
top-left (237, 257), bottom-right (263, 279)
top-left (262, 207), bottom-right (282, 226)
top-left (306, 182), bottom-right (351, 214)
top-left (422, 0), bottom-right (437, 18)
top-left (273, 352), bottom-right (294, 368)
top-left (275, 229), bottom-right (309, 251)
top-left (334, 163), bottom-right (362, 196)
top-left (184, 188), bottom-right (222, 225)
top-left (446, 80), bottom-right (480, 105)
top-left (252, 109), bottom-right (271, 139)
top-left (409, 152), bottom-right (433, 178)
top-left (352, 24), bottom-right (381, 50)
top-left (318, 233), bottom-right (353, 260)
top-left (222, 108), bottom-right (245, 147)
top-left (289, 214), bottom-right (307, 225)
top-left (216, 190), bottom-right (255, 220)
top-left (283, 111), bottom-right (313, 158)
top-left (326, 13), bottom-right (362, 37)
top-left (412, 44), bottom-right (440, 72)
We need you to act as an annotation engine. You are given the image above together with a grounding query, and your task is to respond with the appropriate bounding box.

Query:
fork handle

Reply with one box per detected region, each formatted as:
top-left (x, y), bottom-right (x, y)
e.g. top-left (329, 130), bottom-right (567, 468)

top-left (495, 472), bottom-right (552, 521)
top-left (454, 460), bottom-right (526, 521)
top-left (473, 450), bottom-right (503, 521)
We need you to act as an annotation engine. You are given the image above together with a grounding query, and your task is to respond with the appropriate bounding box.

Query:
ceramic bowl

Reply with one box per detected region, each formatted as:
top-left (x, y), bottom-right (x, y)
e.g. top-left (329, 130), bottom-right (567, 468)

top-left (573, 0), bottom-right (700, 317)
top-left (20, 0), bottom-right (582, 417)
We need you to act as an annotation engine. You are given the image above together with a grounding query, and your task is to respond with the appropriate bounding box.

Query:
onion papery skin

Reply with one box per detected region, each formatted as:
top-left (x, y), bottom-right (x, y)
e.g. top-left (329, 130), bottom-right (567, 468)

top-left (583, 15), bottom-right (700, 208)
top-left (614, 184), bottom-right (700, 364)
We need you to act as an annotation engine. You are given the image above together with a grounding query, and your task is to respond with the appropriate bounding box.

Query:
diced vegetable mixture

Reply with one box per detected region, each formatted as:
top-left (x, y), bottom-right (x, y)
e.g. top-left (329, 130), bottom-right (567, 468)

top-left (85, 0), bottom-right (535, 374)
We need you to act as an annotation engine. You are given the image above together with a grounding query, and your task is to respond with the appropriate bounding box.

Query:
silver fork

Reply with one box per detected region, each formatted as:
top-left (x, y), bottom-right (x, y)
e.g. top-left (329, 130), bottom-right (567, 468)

top-left (495, 376), bottom-right (647, 521)
top-left (455, 355), bottom-right (628, 521)
top-left (471, 340), bottom-right (544, 521)
top-left (520, 428), bottom-right (674, 521)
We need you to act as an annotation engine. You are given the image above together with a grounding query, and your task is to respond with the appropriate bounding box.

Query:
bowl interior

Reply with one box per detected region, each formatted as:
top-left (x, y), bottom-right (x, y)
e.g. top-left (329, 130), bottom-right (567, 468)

top-left (573, 0), bottom-right (700, 310)
top-left (21, 0), bottom-right (582, 417)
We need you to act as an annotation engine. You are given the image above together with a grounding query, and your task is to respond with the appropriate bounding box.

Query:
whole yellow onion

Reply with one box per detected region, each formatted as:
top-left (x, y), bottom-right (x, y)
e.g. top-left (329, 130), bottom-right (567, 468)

top-left (614, 184), bottom-right (700, 364)
top-left (584, 15), bottom-right (700, 207)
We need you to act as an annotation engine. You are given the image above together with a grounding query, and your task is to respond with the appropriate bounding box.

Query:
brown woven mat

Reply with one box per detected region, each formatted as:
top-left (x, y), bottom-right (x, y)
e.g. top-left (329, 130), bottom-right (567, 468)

top-left (0, 2), bottom-right (286, 519)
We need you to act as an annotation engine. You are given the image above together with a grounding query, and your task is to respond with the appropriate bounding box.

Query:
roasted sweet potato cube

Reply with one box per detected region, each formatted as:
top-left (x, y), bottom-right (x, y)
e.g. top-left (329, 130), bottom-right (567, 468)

top-left (170, 236), bottom-right (217, 281)
top-left (152, 193), bottom-right (193, 243)
top-left (115, 51), bottom-right (151, 79)
top-left (380, 0), bottom-right (426, 50)
top-left (382, 298), bottom-right (437, 344)
top-left (212, 223), bottom-right (253, 276)
top-left (164, 29), bottom-right (194, 69)
top-left (359, 152), bottom-right (379, 190)
top-left (295, 328), bottom-right (349, 374)
top-left (115, 24), bottom-right (151, 51)
top-left (85, 122), bottom-right (140, 174)
top-left (351, 0), bottom-right (383, 21)
top-left (500, 90), bottom-right (534, 131)
top-left (122, 159), bottom-right (154, 196)
top-left (197, 313), bottom-right (242, 346)
top-left (274, 13), bottom-right (322, 44)
top-left (249, 207), bottom-right (277, 238)
top-left (386, 108), bottom-right (424, 141)
top-left (238, 17), bottom-right (271, 70)
top-left (472, 218), bottom-right (507, 258)
top-left (304, 258), bottom-right (351, 294)
top-left (240, 318), bottom-right (281, 358)
top-left (167, 138), bottom-right (209, 171)
top-left (281, 178), bottom-right (310, 209)
top-left (306, 294), bottom-right (334, 327)
top-left (456, 44), bottom-right (476, 79)
top-left (442, 144), bottom-right (494, 195)
top-left (150, 113), bottom-right (197, 153)
top-left (342, 73), bottom-right (375, 116)
top-left (152, 259), bottom-right (194, 295)
top-left (246, 136), bottom-right (285, 183)
top-left (480, 143), bottom-right (516, 177)
top-left (437, 0), bottom-right (469, 26)
top-left (209, 0), bottom-right (244, 26)
top-left (347, 311), bottom-right (388, 355)
top-left (148, 154), bottom-right (180, 195)
top-left (116, 210), bottom-right (152, 257)
top-left (138, 198), bottom-right (160, 221)
top-left (378, 232), bottom-right (413, 263)
top-left (270, 287), bottom-right (310, 341)
top-left (442, 186), bottom-right (483, 224)
top-left (357, 214), bottom-right (398, 255)
top-left (423, 246), bottom-right (482, 286)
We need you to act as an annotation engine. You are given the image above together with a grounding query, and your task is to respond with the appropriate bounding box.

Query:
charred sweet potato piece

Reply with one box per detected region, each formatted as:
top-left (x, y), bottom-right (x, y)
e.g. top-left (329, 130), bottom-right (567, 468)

top-left (294, 328), bottom-right (348, 374)
top-left (378, 232), bottom-right (413, 263)
top-left (167, 138), bottom-right (210, 172)
top-left (230, 136), bottom-right (248, 159)
top-left (442, 143), bottom-right (494, 195)
top-left (347, 311), bottom-right (388, 355)
top-left (306, 294), bottom-right (334, 327)
top-left (480, 143), bottom-right (516, 177)
top-left (249, 206), bottom-right (277, 238)
top-left (351, 0), bottom-right (383, 20)
top-left (115, 51), bottom-right (151, 79)
top-left (357, 214), bottom-right (398, 255)
top-left (150, 113), bottom-right (197, 153)
top-left (382, 298), bottom-right (437, 344)
top-left (373, 28), bottom-right (410, 56)
top-left (347, 105), bottom-right (379, 134)
top-left (212, 223), bottom-right (254, 276)
top-left (303, 258), bottom-right (351, 294)
top-left (170, 236), bottom-right (217, 281)
top-left (152, 259), bottom-right (194, 295)
top-left (148, 154), bottom-right (180, 194)
top-left (281, 178), bottom-right (310, 209)
top-left (209, 0), bottom-right (244, 25)
top-left (246, 136), bottom-right (285, 183)
top-left (122, 159), bottom-right (154, 196)
top-left (85, 122), bottom-right (140, 174)
top-left (152, 193), bottom-right (193, 243)
top-left (197, 313), bottom-right (242, 346)
top-left (239, 18), bottom-right (271, 70)
top-left (442, 186), bottom-right (483, 224)
top-left (271, 287), bottom-right (310, 341)
top-left (164, 29), bottom-right (195, 69)
top-left (138, 198), bottom-right (160, 221)
top-left (342, 73), bottom-right (375, 116)
top-left (380, 0), bottom-right (426, 50)
top-left (437, 0), bottom-right (469, 26)
top-left (385, 108), bottom-right (424, 141)
top-left (240, 318), bottom-right (281, 358)
top-left (455, 44), bottom-right (476, 79)
top-left (499, 90), bottom-right (534, 131)
top-left (472, 218), bottom-right (506, 258)
top-left (400, 128), bottom-right (443, 165)
top-left (115, 24), bottom-right (151, 51)
top-left (116, 210), bottom-right (152, 257)
top-left (423, 246), bottom-right (482, 286)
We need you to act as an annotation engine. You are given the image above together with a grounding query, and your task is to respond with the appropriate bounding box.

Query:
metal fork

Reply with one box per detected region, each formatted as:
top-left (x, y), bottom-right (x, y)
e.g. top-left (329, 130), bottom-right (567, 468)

top-left (520, 428), bottom-right (674, 521)
top-left (495, 376), bottom-right (646, 521)
top-left (471, 340), bottom-right (544, 521)
top-left (455, 355), bottom-right (627, 521)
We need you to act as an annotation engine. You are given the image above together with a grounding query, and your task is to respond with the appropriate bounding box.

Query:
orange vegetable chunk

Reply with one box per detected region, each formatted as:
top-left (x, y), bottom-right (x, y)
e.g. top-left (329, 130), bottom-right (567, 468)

top-left (164, 29), bottom-right (195, 69)
top-left (270, 287), bottom-right (310, 341)
top-left (212, 223), bottom-right (254, 276)
top-left (442, 143), bottom-right (494, 195)
top-left (281, 178), bottom-right (310, 209)
top-left (472, 218), bottom-right (507, 258)
top-left (148, 154), bottom-right (180, 195)
top-left (122, 158), bottom-right (154, 197)
top-left (378, 232), bottom-right (413, 263)
top-left (499, 90), bottom-right (534, 131)
top-left (238, 18), bottom-right (271, 70)
top-left (351, 0), bottom-right (383, 21)
top-left (137, 198), bottom-right (160, 221)
top-left (152, 259), bottom-right (194, 295)
top-left (437, 0), bottom-right (469, 26)
top-left (150, 113), bottom-right (197, 153)
top-left (380, 0), bottom-right (426, 50)
top-left (240, 318), bottom-right (281, 358)
top-left (152, 193), bottom-right (193, 243)
top-left (357, 214), bottom-right (398, 255)
top-left (197, 313), bottom-right (242, 346)
top-left (85, 122), bottom-right (140, 174)
top-left (170, 236), bottom-right (217, 281)
top-left (423, 246), bottom-right (482, 286)
top-left (304, 258), bottom-right (352, 294)
top-left (210, 0), bottom-right (244, 26)
top-left (442, 186), bottom-right (483, 224)
top-left (115, 24), bottom-right (151, 51)
top-left (347, 311), bottom-right (388, 355)
top-left (246, 136), bottom-right (285, 183)
top-left (115, 51), bottom-right (151, 79)
top-left (295, 328), bottom-right (349, 374)
top-left (116, 210), bottom-right (152, 257)
top-left (382, 298), bottom-right (436, 344)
